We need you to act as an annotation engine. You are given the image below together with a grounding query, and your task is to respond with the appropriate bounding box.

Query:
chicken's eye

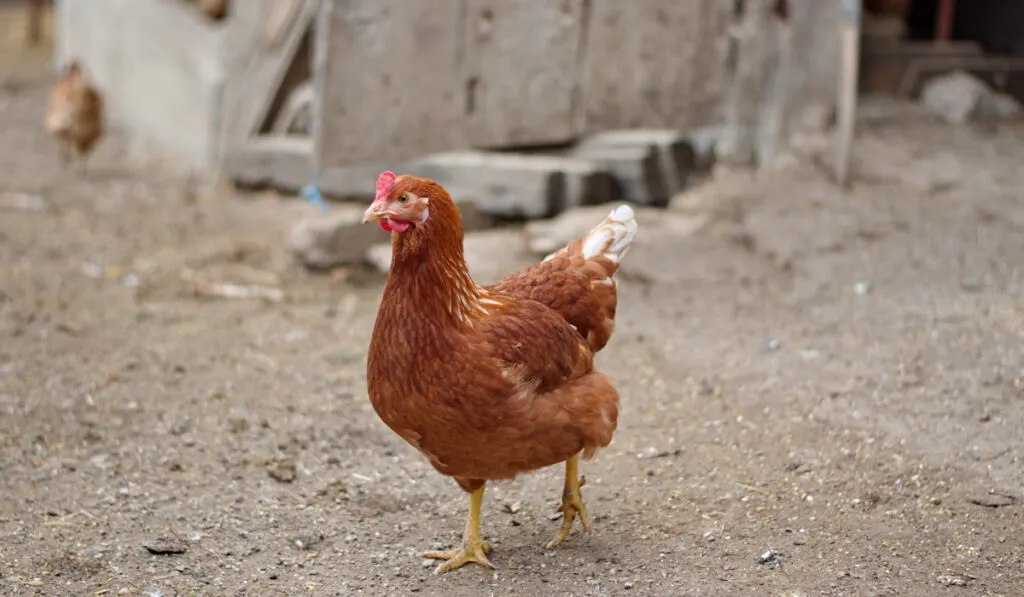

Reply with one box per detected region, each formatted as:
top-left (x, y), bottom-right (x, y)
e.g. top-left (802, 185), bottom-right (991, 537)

top-left (397, 194), bottom-right (409, 204)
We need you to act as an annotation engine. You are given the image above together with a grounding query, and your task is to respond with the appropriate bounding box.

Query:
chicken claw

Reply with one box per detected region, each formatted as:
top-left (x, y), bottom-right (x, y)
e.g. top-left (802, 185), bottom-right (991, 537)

top-left (424, 485), bottom-right (495, 574)
top-left (547, 454), bottom-right (592, 548)
top-left (424, 539), bottom-right (494, 574)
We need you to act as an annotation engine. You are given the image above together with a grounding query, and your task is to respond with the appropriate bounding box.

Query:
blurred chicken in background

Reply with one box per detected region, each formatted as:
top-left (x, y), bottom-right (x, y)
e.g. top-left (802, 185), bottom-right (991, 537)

top-left (197, 0), bottom-right (228, 22)
top-left (45, 59), bottom-right (103, 175)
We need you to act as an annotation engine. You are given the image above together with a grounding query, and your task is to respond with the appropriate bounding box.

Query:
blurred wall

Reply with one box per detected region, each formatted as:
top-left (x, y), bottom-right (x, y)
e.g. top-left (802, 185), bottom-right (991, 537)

top-left (53, 0), bottom-right (840, 174)
top-left (319, 0), bottom-right (840, 170)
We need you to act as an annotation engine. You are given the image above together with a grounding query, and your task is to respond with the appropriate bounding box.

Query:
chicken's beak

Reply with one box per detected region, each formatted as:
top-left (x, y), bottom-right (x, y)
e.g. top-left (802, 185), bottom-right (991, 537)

top-left (362, 202), bottom-right (387, 224)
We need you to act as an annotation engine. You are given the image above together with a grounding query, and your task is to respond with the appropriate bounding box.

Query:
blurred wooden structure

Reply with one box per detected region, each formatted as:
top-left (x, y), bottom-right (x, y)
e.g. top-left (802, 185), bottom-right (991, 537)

top-left (53, 0), bottom-right (843, 185)
top-left (859, 0), bottom-right (1024, 99)
top-left (835, 0), bottom-right (862, 188)
top-left (316, 0), bottom-right (736, 168)
top-left (228, 0), bottom-right (841, 191)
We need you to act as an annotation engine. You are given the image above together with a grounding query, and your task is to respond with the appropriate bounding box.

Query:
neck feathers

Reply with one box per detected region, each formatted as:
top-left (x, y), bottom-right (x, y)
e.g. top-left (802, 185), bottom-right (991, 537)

top-left (383, 198), bottom-right (489, 324)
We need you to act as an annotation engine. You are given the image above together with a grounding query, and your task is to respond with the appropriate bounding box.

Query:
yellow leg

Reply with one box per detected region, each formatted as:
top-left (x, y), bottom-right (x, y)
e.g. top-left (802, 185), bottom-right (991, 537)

top-left (424, 484), bottom-right (494, 574)
top-left (547, 454), bottom-right (592, 548)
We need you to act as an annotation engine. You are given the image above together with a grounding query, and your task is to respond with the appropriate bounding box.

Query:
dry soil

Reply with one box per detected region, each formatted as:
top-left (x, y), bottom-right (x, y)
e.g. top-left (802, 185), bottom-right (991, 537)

top-left (1, 48), bottom-right (1022, 597)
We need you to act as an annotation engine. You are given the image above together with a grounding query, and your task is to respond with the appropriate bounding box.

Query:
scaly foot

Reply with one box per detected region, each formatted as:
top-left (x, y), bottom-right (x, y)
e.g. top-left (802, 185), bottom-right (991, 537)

top-left (547, 456), bottom-right (592, 548)
top-left (424, 484), bottom-right (494, 574)
top-left (424, 537), bottom-right (494, 574)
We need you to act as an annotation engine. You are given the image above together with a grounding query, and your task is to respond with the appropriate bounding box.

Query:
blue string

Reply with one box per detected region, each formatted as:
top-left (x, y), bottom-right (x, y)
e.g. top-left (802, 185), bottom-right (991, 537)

top-left (300, 171), bottom-right (330, 212)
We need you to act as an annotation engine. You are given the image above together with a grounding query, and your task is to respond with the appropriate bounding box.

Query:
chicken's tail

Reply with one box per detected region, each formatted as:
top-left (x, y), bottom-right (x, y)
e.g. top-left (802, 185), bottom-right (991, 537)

top-left (581, 204), bottom-right (638, 264)
top-left (546, 204), bottom-right (638, 266)
top-left (525, 205), bottom-right (637, 353)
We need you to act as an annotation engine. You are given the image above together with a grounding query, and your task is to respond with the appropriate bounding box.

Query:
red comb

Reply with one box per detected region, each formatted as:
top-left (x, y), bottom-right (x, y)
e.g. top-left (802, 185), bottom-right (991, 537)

top-left (375, 171), bottom-right (396, 203)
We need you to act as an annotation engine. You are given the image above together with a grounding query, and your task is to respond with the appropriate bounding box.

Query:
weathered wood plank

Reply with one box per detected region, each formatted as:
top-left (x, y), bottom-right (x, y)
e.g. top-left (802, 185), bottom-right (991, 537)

top-left (460, 0), bottom-right (583, 147)
top-left (580, 0), bottom-right (731, 132)
top-left (220, 0), bottom-right (317, 151)
top-left (319, 0), bottom-right (467, 167)
top-left (718, 0), bottom-right (841, 167)
top-left (320, 0), bottom-right (584, 168)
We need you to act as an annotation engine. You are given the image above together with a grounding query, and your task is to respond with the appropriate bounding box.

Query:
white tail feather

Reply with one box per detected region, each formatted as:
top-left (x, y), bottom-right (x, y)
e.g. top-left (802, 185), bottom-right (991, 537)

top-left (580, 204), bottom-right (637, 263)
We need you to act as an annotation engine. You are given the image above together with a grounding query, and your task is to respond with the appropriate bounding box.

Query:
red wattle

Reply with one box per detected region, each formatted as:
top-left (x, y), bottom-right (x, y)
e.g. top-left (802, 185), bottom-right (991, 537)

top-left (380, 220), bottom-right (393, 232)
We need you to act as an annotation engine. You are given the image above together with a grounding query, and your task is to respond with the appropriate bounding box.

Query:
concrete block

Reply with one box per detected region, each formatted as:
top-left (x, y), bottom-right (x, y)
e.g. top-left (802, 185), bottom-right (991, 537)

top-left (576, 129), bottom-right (697, 195)
top-left (226, 136), bottom-right (313, 190)
top-left (411, 151), bottom-right (568, 219)
top-left (288, 205), bottom-right (381, 270)
top-left (685, 125), bottom-right (733, 174)
top-left (225, 137), bottom-right (414, 200)
top-left (288, 193), bottom-right (497, 271)
top-left (569, 144), bottom-right (670, 207)
top-left (229, 141), bottom-right (574, 214)
top-left (561, 164), bottom-right (616, 209)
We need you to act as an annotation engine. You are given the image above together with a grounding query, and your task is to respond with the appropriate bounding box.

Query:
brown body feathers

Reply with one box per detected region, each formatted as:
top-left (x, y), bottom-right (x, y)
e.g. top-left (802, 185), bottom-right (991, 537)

top-left (366, 175), bottom-right (637, 492)
top-left (45, 60), bottom-right (104, 167)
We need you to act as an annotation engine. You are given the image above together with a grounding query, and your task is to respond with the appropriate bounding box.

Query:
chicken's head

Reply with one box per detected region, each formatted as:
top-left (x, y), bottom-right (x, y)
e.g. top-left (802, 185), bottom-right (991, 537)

top-left (362, 170), bottom-right (434, 233)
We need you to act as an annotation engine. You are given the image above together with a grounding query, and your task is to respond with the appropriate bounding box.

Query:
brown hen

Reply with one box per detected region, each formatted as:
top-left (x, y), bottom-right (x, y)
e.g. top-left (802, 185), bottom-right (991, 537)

top-left (363, 172), bottom-right (637, 574)
top-left (45, 59), bottom-right (103, 175)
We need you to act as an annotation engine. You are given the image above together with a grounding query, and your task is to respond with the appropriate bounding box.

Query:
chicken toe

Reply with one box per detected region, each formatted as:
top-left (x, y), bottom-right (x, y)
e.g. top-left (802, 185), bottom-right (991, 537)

top-left (424, 484), bottom-right (495, 574)
top-left (424, 539), bottom-right (494, 574)
top-left (547, 454), bottom-right (592, 548)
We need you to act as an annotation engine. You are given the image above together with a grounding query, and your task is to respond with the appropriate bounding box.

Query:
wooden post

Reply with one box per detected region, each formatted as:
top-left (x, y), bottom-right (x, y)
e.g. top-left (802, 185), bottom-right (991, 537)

top-left (758, 3), bottom-right (793, 169)
top-left (934, 0), bottom-right (956, 42)
top-left (834, 0), bottom-right (861, 188)
top-left (26, 0), bottom-right (45, 47)
top-left (310, 0), bottom-right (331, 186)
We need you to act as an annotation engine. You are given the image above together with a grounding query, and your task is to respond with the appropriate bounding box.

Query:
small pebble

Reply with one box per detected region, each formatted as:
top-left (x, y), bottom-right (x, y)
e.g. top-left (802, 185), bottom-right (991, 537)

top-left (143, 537), bottom-right (188, 555)
top-left (758, 549), bottom-right (782, 568)
top-left (268, 460), bottom-right (297, 483)
top-left (936, 573), bottom-right (971, 587)
top-left (799, 349), bottom-right (820, 361)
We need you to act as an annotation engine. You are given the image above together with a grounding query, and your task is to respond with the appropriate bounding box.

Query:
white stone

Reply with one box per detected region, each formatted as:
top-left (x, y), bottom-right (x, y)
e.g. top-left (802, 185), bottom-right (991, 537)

top-left (288, 205), bottom-right (383, 270)
top-left (921, 70), bottom-right (1022, 124)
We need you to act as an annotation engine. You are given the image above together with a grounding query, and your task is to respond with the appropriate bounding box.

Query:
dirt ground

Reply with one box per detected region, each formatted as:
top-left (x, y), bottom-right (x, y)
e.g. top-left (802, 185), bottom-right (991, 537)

top-left (2, 48), bottom-right (1023, 597)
